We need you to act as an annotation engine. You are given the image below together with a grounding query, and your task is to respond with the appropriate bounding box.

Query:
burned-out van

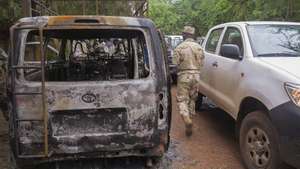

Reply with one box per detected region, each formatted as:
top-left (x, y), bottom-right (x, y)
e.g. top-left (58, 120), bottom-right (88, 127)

top-left (5, 16), bottom-right (171, 168)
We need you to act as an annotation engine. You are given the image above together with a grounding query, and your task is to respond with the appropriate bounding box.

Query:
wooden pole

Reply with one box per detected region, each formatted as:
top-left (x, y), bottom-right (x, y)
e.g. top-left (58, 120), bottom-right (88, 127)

top-left (99, 0), bottom-right (105, 15)
top-left (96, 0), bottom-right (99, 15)
top-left (82, 0), bottom-right (86, 15)
top-left (22, 0), bottom-right (32, 17)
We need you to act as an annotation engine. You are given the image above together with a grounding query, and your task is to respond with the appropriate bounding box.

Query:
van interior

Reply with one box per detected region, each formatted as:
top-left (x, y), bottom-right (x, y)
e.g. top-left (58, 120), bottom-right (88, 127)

top-left (22, 29), bottom-right (150, 82)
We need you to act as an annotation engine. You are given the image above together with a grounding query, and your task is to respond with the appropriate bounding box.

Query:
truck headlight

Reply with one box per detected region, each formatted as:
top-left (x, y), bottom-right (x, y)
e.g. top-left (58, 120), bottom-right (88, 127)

top-left (285, 83), bottom-right (300, 106)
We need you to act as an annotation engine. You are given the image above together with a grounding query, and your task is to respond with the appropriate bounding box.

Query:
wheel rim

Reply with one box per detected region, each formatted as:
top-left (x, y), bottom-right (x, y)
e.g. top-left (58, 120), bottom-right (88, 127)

top-left (245, 127), bottom-right (271, 168)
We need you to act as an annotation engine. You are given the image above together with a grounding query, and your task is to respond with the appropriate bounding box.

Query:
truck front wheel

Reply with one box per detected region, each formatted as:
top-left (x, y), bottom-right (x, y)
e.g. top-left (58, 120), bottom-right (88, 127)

top-left (239, 111), bottom-right (281, 169)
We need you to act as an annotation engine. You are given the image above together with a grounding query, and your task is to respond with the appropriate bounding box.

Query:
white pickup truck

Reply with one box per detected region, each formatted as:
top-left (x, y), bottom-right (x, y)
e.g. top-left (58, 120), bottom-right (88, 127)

top-left (199, 22), bottom-right (300, 169)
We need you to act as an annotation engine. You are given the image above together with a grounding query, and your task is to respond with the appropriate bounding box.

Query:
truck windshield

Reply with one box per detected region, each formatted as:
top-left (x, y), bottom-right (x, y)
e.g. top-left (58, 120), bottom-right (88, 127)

top-left (248, 25), bottom-right (300, 57)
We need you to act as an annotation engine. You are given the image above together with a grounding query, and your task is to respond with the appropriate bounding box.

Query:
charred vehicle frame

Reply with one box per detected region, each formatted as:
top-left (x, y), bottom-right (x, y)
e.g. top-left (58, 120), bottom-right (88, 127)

top-left (4, 16), bottom-right (171, 168)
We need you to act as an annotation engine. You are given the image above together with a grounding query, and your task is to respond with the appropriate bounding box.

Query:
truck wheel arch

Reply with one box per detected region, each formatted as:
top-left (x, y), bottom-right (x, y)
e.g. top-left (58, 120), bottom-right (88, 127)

top-left (236, 97), bottom-right (269, 137)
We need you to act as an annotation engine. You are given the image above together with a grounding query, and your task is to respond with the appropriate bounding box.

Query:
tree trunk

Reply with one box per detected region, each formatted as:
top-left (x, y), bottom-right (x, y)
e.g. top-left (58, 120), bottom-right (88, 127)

top-left (82, 0), bottom-right (86, 15)
top-left (99, 0), bottom-right (105, 15)
top-left (22, 0), bottom-right (32, 17)
top-left (96, 0), bottom-right (99, 15)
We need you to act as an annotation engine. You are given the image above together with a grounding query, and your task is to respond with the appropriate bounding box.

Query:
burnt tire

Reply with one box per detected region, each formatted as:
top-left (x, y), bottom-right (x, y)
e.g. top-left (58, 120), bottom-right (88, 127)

top-left (239, 111), bottom-right (281, 169)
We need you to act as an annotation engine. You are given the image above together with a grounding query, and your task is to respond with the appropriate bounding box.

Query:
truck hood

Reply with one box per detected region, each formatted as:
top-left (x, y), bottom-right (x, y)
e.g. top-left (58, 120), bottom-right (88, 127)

top-left (258, 57), bottom-right (300, 79)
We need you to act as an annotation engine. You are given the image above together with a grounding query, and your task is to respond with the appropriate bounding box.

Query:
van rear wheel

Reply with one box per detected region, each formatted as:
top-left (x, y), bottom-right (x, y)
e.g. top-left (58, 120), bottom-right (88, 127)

top-left (239, 111), bottom-right (281, 169)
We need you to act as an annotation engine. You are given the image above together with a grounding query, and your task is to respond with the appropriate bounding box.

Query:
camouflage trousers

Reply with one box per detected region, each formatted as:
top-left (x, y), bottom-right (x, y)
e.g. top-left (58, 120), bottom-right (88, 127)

top-left (177, 73), bottom-right (200, 123)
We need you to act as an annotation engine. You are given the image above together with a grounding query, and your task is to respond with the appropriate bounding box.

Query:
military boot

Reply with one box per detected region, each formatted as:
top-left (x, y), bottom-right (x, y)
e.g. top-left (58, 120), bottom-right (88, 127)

top-left (182, 115), bottom-right (193, 137)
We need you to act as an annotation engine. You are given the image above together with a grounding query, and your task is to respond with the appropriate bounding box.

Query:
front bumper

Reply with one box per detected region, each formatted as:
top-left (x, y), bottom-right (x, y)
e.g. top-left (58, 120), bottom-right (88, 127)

top-left (270, 101), bottom-right (300, 168)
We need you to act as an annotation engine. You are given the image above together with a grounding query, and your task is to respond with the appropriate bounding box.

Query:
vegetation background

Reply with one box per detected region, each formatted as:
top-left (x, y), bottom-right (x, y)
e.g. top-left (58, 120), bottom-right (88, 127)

top-left (1, 0), bottom-right (300, 36)
top-left (149, 0), bottom-right (300, 36)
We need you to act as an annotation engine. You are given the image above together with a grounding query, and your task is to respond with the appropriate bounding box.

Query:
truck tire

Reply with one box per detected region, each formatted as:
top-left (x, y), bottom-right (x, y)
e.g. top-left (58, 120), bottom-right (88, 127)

top-left (239, 111), bottom-right (281, 169)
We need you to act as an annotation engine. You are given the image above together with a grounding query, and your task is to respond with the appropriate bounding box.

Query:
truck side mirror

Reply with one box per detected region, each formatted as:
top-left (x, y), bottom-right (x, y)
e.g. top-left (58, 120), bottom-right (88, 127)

top-left (220, 44), bottom-right (242, 60)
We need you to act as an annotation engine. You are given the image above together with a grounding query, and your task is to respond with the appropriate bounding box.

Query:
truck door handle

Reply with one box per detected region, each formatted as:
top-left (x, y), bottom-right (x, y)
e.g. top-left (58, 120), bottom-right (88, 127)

top-left (212, 62), bottom-right (218, 67)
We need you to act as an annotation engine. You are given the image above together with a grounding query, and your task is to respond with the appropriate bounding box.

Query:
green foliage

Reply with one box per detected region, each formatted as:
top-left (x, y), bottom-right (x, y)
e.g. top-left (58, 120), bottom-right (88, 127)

top-left (1, 0), bottom-right (300, 36)
top-left (148, 0), bottom-right (181, 34)
top-left (0, 0), bottom-right (22, 28)
top-left (149, 0), bottom-right (300, 36)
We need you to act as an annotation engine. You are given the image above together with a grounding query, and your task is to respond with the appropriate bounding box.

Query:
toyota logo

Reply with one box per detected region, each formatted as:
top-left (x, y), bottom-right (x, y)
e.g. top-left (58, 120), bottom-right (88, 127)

top-left (82, 92), bottom-right (96, 103)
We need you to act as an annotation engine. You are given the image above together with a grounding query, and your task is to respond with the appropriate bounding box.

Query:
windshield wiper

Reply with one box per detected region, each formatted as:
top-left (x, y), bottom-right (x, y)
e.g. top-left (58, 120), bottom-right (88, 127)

top-left (257, 53), bottom-right (300, 57)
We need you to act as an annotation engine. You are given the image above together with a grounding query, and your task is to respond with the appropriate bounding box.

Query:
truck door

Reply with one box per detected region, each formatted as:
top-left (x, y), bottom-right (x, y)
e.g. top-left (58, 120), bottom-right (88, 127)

top-left (201, 28), bottom-right (224, 99)
top-left (210, 26), bottom-right (245, 116)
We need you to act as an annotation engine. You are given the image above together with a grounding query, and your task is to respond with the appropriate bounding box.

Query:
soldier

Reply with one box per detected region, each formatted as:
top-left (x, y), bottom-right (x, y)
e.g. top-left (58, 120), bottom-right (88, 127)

top-left (174, 26), bottom-right (204, 137)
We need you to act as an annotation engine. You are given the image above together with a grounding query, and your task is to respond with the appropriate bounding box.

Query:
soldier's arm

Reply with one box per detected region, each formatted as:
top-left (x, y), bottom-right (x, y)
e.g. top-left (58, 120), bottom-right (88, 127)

top-left (173, 48), bottom-right (181, 66)
top-left (199, 47), bottom-right (205, 67)
top-left (193, 45), bottom-right (204, 67)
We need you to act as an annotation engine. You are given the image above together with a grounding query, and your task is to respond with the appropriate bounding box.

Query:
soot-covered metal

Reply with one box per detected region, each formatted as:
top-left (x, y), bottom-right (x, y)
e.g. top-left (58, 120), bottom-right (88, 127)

top-left (6, 16), bottom-right (171, 168)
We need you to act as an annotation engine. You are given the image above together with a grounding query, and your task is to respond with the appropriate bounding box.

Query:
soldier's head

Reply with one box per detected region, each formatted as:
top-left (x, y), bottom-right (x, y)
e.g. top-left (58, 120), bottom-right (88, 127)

top-left (182, 26), bottom-right (195, 40)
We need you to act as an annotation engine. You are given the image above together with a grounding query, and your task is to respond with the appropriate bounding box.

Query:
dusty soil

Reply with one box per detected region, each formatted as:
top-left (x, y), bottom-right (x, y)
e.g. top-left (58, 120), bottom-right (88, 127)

top-left (169, 88), bottom-right (243, 169)
top-left (0, 87), bottom-right (296, 169)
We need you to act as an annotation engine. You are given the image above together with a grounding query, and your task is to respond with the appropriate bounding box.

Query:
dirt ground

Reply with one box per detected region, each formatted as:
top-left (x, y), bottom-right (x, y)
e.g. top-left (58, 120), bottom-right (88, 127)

top-left (0, 87), bottom-right (296, 169)
top-left (169, 88), bottom-right (243, 169)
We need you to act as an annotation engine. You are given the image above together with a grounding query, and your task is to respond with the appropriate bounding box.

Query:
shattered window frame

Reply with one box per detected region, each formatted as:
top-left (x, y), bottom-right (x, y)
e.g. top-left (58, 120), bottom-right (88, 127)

top-left (18, 27), bottom-right (154, 83)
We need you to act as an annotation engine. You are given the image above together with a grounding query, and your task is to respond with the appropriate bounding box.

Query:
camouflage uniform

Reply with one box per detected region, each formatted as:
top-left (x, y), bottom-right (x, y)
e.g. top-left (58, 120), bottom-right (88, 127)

top-left (174, 38), bottom-right (204, 126)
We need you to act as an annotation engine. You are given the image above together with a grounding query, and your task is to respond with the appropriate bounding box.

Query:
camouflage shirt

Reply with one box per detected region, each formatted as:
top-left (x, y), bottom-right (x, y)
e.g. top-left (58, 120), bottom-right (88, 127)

top-left (174, 38), bottom-right (204, 75)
